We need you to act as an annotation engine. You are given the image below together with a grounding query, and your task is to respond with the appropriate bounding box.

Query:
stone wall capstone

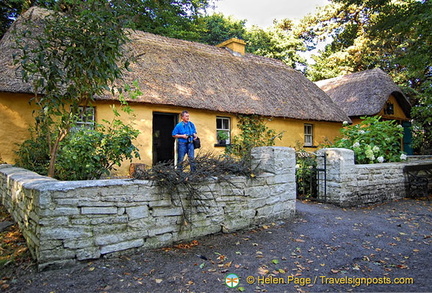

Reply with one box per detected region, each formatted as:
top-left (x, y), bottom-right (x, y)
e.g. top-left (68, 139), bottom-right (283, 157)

top-left (0, 147), bottom-right (296, 270)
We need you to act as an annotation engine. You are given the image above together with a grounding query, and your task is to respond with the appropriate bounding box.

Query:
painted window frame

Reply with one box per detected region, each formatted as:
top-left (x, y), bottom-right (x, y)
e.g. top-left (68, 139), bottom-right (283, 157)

top-left (216, 116), bottom-right (231, 146)
top-left (73, 106), bottom-right (96, 131)
top-left (304, 123), bottom-right (314, 147)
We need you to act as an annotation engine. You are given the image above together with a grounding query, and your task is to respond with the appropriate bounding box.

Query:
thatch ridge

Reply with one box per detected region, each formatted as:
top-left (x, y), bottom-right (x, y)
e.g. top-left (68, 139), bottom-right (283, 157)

top-left (0, 6), bottom-right (350, 123)
top-left (316, 68), bottom-right (411, 118)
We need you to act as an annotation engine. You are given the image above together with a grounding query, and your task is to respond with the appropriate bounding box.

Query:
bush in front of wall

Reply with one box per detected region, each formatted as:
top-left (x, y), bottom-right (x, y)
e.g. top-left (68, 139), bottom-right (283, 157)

top-left (55, 119), bottom-right (140, 181)
top-left (15, 131), bottom-right (50, 176)
top-left (15, 115), bottom-right (140, 181)
top-left (332, 116), bottom-right (406, 164)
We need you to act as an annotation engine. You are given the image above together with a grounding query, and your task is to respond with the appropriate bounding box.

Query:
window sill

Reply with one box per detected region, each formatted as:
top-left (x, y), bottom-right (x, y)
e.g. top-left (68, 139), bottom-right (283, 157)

top-left (214, 144), bottom-right (229, 147)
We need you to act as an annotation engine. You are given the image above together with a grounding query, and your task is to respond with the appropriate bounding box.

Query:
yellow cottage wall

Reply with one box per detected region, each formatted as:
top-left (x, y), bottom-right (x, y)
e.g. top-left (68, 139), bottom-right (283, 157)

top-left (377, 95), bottom-right (408, 121)
top-left (0, 93), bottom-right (343, 176)
top-left (97, 102), bottom-right (343, 175)
top-left (0, 93), bottom-right (37, 164)
top-left (266, 118), bottom-right (341, 150)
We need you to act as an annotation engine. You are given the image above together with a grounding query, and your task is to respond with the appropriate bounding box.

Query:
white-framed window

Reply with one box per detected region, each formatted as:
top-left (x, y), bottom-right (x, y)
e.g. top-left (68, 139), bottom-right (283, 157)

top-left (304, 124), bottom-right (313, 146)
top-left (216, 117), bottom-right (230, 145)
top-left (74, 106), bottom-right (95, 130)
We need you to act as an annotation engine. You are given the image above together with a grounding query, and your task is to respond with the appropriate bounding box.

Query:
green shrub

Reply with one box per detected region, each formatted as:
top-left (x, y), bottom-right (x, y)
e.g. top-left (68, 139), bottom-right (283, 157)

top-left (15, 132), bottom-right (50, 176)
top-left (56, 120), bottom-right (140, 181)
top-left (15, 117), bottom-right (140, 180)
top-left (332, 116), bottom-right (406, 164)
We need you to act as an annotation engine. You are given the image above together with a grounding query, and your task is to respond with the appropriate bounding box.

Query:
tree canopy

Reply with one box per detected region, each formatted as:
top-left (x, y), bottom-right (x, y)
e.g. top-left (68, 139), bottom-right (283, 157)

top-left (245, 20), bottom-right (306, 69)
top-left (1, 0), bottom-right (214, 40)
top-left (196, 13), bottom-right (246, 45)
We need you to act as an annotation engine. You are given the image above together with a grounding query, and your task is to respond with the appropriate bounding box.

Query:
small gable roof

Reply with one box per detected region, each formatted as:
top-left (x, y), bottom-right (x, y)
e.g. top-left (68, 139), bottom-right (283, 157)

top-left (315, 68), bottom-right (411, 118)
top-left (0, 7), bottom-right (350, 123)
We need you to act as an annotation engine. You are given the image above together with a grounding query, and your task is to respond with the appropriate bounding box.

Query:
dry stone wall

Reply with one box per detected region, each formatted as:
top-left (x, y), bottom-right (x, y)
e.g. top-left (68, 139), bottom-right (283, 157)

top-left (0, 147), bottom-right (296, 270)
top-left (317, 148), bottom-right (432, 207)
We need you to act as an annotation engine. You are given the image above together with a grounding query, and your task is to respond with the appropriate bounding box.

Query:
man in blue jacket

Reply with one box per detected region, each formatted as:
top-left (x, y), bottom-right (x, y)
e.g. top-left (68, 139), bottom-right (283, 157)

top-left (172, 111), bottom-right (197, 171)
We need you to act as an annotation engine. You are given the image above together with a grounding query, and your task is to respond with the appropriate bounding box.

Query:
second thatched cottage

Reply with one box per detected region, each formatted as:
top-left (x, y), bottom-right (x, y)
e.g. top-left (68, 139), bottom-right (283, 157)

top-left (316, 69), bottom-right (413, 154)
top-left (0, 7), bottom-right (351, 175)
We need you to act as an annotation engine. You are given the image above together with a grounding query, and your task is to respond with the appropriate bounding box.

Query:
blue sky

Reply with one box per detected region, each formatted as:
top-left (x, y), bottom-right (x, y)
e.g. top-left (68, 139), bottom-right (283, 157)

top-left (211, 0), bottom-right (330, 28)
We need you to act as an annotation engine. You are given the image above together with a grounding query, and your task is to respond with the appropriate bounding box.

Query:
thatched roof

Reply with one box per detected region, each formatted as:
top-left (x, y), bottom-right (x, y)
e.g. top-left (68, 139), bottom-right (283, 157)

top-left (0, 7), bottom-right (51, 94)
top-left (0, 7), bottom-right (350, 123)
top-left (315, 68), bottom-right (411, 118)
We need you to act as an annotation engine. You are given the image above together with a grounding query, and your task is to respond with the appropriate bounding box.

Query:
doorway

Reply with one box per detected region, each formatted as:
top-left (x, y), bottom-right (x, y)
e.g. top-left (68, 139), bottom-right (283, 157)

top-left (153, 112), bottom-right (177, 165)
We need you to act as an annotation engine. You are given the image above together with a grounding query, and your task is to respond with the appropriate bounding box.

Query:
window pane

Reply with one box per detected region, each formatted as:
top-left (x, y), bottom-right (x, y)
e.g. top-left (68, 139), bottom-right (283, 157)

top-left (216, 119), bottom-right (222, 129)
top-left (222, 119), bottom-right (229, 129)
top-left (304, 124), bottom-right (313, 146)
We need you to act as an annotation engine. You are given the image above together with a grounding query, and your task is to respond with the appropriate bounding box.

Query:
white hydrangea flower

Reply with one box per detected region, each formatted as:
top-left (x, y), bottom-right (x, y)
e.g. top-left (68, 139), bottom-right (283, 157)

top-left (400, 153), bottom-right (407, 160)
top-left (353, 142), bottom-right (360, 148)
top-left (359, 130), bottom-right (365, 134)
top-left (373, 146), bottom-right (380, 152)
top-left (343, 121), bottom-right (349, 126)
top-left (377, 156), bottom-right (384, 163)
top-left (365, 148), bottom-right (375, 160)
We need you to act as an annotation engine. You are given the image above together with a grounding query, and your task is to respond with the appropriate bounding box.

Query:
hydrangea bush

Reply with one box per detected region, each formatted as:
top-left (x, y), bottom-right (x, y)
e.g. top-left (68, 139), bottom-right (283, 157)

top-left (332, 116), bottom-right (407, 164)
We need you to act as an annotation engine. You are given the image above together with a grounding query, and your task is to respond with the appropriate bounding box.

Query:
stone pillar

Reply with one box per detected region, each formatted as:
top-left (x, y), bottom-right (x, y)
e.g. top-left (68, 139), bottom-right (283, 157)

top-left (317, 148), bottom-right (355, 205)
top-left (250, 147), bottom-right (296, 219)
top-left (251, 146), bottom-right (295, 175)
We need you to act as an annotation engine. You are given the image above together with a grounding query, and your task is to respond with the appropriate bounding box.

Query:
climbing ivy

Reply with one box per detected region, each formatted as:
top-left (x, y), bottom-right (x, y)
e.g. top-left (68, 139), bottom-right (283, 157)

top-left (225, 115), bottom-right (283, 160)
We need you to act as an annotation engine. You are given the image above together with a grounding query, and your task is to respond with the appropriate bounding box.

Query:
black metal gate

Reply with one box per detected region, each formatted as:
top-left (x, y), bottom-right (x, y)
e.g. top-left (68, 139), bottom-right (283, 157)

top-left (295, 151), bottom-right (327, 201)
